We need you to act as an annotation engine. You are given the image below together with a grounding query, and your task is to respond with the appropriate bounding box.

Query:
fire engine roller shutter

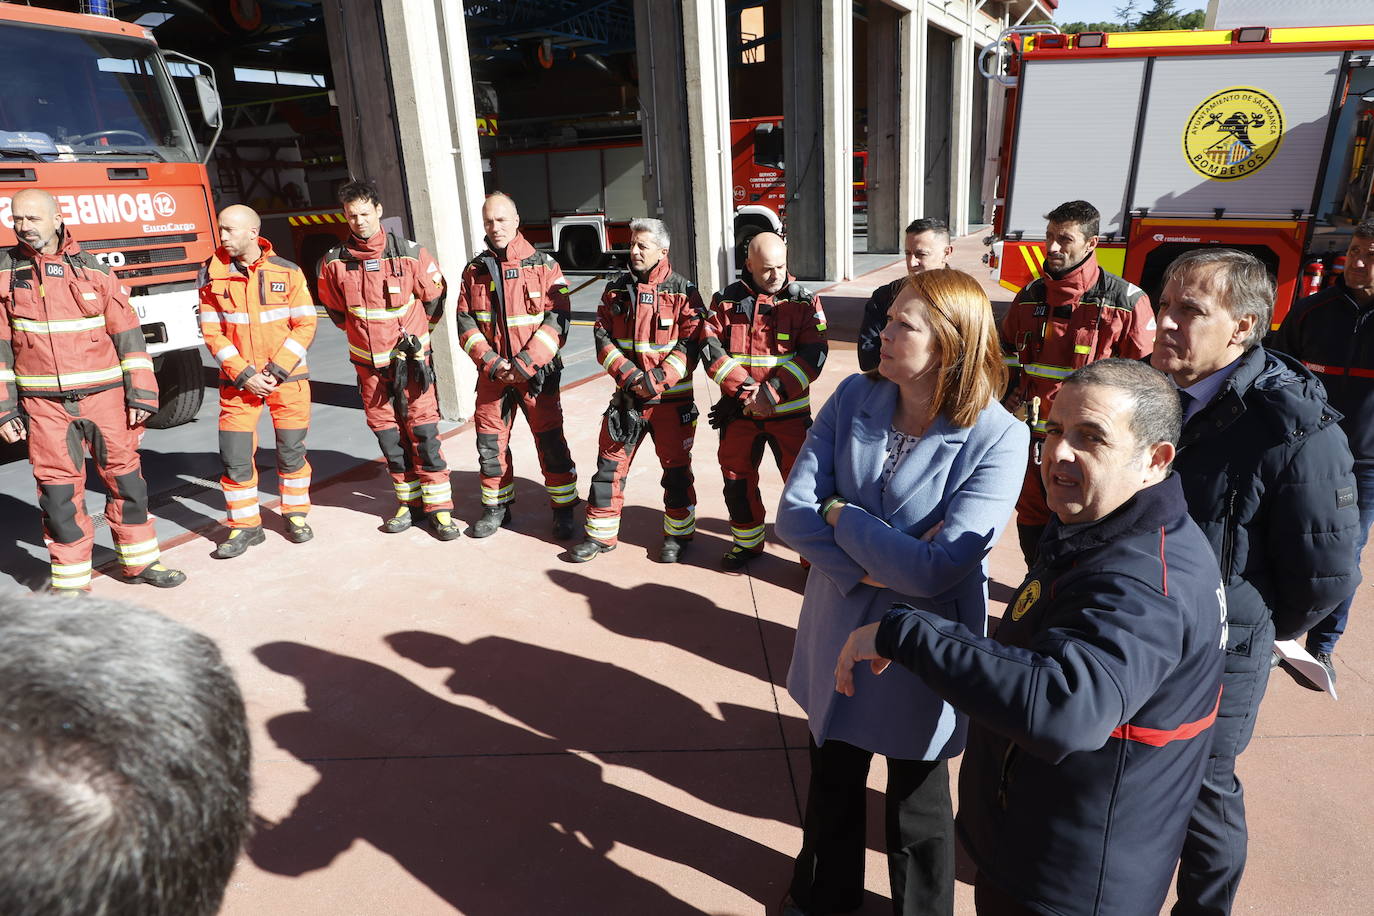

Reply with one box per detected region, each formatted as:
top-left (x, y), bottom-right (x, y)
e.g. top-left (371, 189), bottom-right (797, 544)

top-left (604, 147), bottom-right (642, 222)
top-left (550, 149), bottom-right (604, 213)
top-left (1004, 58), bottom-right (1146, 237)
top-left (495, 153), bottom-right (552, 223)
top-left (1131, 52), bottom-right (1343, 217)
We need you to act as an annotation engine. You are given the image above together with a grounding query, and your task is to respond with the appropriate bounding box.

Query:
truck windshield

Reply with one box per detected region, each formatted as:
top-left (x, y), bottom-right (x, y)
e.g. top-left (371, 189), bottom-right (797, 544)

top-left (0, 20), bottom-right (197, 163)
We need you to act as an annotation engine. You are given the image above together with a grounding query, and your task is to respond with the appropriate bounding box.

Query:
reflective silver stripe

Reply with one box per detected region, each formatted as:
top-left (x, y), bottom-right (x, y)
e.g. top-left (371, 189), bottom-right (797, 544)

top-left (218, 312), bottom-right (251, 324)
top-left (283, 338), bottom-right (308, 358)
top-left (257, 306), bottom-right (293, 323)
top-left (290, 305), bottom-right (317, 318)
top-left (214, 345), bottom-right (239, 364)
top-left (506, 314), bottom-right (544, 328)
top-left (120, 357), bottom-right (154, 372)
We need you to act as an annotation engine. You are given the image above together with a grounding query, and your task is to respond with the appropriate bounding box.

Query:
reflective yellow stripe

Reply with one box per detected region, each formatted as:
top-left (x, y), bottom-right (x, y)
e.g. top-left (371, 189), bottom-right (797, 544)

top-left (16, 365), bottom-right (123, 388)
top-left (1023, 363), bottom-right (1074, 380)
top-left (774, 395), bottom-right (810, 415)
top-left (11, 315), bottom-right (106, 334)
top-left (780, 360), bottom-right (809, 388)
top-left (120, 357), bottom-right (154, 372)
top-left (712, 356), bottom-right (743, 384)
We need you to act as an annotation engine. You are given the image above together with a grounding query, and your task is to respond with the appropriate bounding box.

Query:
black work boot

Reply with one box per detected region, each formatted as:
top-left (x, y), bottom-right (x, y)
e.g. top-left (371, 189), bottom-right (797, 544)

top-left (552, 505), bottom-right (578, 540)
top-left (429, 510), bottom-right (461, 542)
top-left (568, 538), bottom-right (614, 563)
top-left (285, 516), bottom-right (314, 544)
top-left (471, 505), bottom-right (512, 538)
top-left (212, 526), bottom-right (265, 559)
top-left (126, 562), bottom-right (187, 588)
top-left (382, 506), bottom-right (414, 534)
top-left (659, 536), bottom-right (690, 564)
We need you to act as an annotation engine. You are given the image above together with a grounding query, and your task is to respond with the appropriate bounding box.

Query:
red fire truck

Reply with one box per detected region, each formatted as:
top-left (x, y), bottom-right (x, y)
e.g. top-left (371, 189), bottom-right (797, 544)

top-left (983, 22), bottom-right (1374, 326)
top-left (0, 2), bottom-right (221, 427)
top-left (486, 116), bottom-right (865, 269)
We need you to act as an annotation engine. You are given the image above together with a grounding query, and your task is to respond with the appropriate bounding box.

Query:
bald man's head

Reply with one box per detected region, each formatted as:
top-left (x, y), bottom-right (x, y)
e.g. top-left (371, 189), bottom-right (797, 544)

top-left (745, 231), bottom-right (789, 295)
top-left (217, 205), bottom-right (261, 262)
top-left (482, 193), bottom-right (520, 251)
top-left (10, 190), bottom-right (62, 254)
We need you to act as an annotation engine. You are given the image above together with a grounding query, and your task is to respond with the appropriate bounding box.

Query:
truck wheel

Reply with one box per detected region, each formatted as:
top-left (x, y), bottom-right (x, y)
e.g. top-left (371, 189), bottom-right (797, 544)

top-left (559, 229), bottom-right (601, 271)
top-left (145, 350), bottom-right (207, 430)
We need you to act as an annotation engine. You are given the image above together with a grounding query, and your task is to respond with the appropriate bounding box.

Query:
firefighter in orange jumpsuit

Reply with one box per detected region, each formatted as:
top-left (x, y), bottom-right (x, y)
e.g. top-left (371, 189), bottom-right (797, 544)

top-left (0, 189), bottom-right (184, 592)
top-left (199, 204), bottom-right (316, 559)
top-left (703, 232), bottom-right (828, 570)
top-left (454, 192), bottom-right (577, 540)
top-left (318, 181), bottom-right (458, 540)
top-left (570, 218), bottom-right (705, 565)
top-left (999, 200), bottom-right (1155, 564)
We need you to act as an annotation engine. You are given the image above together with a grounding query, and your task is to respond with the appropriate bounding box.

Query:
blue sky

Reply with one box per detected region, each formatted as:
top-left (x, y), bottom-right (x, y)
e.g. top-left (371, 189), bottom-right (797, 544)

top-left (1052, 0), bottom-right (1205, 25)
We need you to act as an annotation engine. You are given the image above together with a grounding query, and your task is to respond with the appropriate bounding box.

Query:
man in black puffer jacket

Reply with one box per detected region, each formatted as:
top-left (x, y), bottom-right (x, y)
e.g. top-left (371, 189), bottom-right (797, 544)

top-left (1268, 220), bottom-right (1374, 673)
top-left (1152, 248), bottom-right (1362, 916)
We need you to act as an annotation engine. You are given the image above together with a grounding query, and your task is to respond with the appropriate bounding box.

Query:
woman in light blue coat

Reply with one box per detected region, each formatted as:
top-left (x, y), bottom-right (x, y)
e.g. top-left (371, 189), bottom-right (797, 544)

top-left (777, 268), bottom-right (1026, 916)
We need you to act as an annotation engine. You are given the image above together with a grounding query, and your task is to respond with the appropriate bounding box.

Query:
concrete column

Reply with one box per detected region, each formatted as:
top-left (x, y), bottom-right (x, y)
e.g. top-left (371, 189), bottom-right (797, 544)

top-left (633, 0), bottom-right (733, 293)
top-left (867, 3), bottom-right (901, 253)
top-left (783, 0), bottom-right (853, 282)
top-left (320, 0), bottom-right (482, 420)
top-left (904, 5), bottom-right (927, 231)
top-left (950, 12), bottom-right (977, 237)
top-left (866, 2), bottom-right (921, 252)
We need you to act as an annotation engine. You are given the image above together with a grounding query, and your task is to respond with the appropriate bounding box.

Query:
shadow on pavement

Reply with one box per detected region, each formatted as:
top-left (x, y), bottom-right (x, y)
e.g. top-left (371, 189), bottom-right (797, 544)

top-left (548, 569), bottom-right (799, 691)
top-left (251, 642), bottom-right (794, 913)
top-left (387, 629), bottom-right (805, 823)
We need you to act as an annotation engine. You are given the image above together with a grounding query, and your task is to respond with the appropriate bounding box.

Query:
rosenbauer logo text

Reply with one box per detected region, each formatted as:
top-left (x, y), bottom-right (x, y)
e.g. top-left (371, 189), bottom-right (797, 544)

top-left (0, 192), bottom-right (182, 230)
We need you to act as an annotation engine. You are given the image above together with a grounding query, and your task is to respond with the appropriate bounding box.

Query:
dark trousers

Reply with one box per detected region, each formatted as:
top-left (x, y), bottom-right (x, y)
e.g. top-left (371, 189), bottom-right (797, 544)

top-left (790, 737), bottom-right (953, 916)
top-left (1306, 460), bottom-right (1374, 654)
top-left (973, 873), bottom-right (1040, 915)
top-left (1173, 644), bottom-right (1271, 915)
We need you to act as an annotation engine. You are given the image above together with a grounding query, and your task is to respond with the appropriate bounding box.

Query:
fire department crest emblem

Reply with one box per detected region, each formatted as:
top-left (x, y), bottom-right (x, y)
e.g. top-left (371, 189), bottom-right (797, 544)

top-left (1010, 579), bottom-right (1041, 621)
top-left (1183, 86), bottom-right (1284, 181)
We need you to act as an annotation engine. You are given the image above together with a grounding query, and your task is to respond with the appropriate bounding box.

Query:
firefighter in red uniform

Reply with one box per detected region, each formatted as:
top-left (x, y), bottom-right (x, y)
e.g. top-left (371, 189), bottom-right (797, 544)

top-left (454, 192), bottom-right (578, 539)
top-left (0, 189), bottom-right (184, 592)
top-left (703, 232), bottom-right (828, 570)
top-left (199, 205), bottom-right (317, 559)
top-left (318, 181), bottom-right (458, 540)
top-left (1000, 199), bottom-right (1154, 565)
top-left (571, 218), bottom-right (705, 564)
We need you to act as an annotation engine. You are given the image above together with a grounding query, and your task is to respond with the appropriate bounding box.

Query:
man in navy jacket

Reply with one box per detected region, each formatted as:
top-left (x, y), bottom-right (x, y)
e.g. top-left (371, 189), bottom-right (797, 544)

top-left (1268, 220), bottom-right (1374, 676)
top-left (836, 358), bottom-right (1225, 916)
top-left (1153, 248), bottom-right (1360, 915)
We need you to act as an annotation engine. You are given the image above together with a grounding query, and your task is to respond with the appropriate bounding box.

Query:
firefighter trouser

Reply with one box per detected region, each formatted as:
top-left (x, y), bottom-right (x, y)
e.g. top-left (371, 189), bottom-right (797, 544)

top-left (1015, 435), bottom-right (1052, 529)
top-left (473, 374), bottom-right (577, 509)
top-left (24, 387), bottom-right (161, 590)
top-left (719, 414), bottom-right (809, 551)
top-left (356, 364), bottom-right (452, 514)
top-left (583, 397), bottom-right (698, 545)
top-left (218, 380), bottom-right (312, 529)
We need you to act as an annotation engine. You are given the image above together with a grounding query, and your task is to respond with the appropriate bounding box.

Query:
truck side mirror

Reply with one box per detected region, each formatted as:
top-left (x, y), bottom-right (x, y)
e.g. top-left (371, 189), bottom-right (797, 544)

top-left (194, 74), bottom-right (221, 128)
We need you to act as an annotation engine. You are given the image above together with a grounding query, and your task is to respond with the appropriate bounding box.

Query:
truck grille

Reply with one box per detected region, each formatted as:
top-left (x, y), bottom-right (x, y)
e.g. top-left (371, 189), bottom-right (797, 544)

top-left (117, 263), bottom-right (197, 280)
top-left (79, 232), bottom-right (199, 249)
top-left (78, 233), bottom-right (202, 289)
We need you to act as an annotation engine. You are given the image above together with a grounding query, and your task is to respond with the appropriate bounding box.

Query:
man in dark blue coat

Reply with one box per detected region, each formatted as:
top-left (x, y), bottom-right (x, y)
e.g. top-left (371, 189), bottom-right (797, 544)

top-left (836, 358), bottom-right (1225, 916)
top-left (1152, 248), bottom-right (1361, 915)
top-left (1268, 220), bottom-right (1374, 678)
